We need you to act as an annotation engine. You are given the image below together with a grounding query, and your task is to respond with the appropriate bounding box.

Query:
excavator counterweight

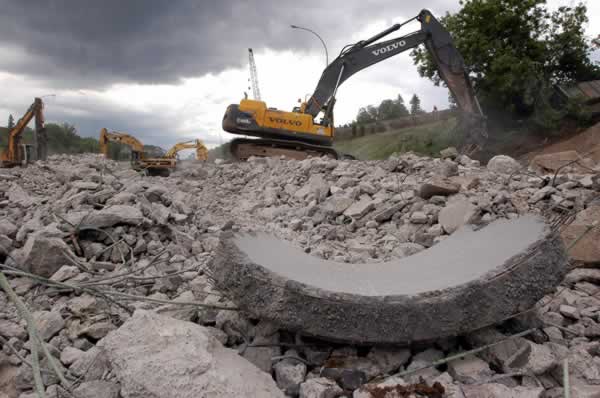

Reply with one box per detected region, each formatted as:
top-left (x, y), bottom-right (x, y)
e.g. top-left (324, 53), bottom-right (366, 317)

top-left (223, 9), bottom-right (485, 160)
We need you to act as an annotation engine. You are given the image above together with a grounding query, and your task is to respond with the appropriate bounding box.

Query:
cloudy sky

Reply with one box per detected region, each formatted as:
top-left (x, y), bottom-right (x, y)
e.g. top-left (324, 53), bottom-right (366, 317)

top-left (1, 0), bottom-right (599, 149)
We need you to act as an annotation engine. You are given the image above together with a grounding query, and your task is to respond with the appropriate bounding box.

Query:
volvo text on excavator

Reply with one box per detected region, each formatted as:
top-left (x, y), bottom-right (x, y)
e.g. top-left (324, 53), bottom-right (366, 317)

top-left (223, 9), bottom-right (486, 160)
top-left (1, 98), bottom-right (46, 167)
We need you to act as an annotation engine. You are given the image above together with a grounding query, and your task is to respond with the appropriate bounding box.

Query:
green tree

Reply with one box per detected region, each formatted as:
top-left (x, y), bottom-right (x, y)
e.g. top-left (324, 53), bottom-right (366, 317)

top-left (7, 114), bottom-right (14, 129)
top-left (394, 94), bottom-right (410, 117)
top-left (378, 95), bottom-right (410, 120)
top-left (409, 94), bottom-right (424, 115)
top-left (356, 107), bottom-right (376, 123)
top-left (411, 0), bottom-right (600, 124)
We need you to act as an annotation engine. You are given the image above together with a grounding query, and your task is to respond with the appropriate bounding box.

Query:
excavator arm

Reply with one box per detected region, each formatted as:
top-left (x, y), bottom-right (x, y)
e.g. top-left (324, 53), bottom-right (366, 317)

top-left (164, 139), bottom-right (208, 161)
top-left (99, 128), bottom-right (145, 162)
top-left (301, 10), bottom-right (486, 151)
top-left (1, 97), bottom-right (44, 167)
top-left (306, 10), bottom-right (483, 127)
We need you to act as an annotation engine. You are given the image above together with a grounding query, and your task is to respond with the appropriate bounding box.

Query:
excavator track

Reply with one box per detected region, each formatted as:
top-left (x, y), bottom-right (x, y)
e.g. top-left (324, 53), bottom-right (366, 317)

top-left (230, 138), bottom-right (341, 161)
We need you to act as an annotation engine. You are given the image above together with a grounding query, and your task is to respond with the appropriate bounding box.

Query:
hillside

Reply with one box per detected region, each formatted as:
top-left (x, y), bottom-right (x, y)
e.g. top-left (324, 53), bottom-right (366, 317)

top-left (334, 118), bottom-right (459, 160)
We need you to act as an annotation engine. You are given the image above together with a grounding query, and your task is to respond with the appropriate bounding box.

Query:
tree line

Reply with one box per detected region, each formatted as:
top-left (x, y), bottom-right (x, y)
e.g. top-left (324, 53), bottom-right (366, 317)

top-left (1, 118), bottom-right (162, 160)
top-left (0, 121), bottom-right (99, 155)
top-left (354, 93), bottom-right (427, 125)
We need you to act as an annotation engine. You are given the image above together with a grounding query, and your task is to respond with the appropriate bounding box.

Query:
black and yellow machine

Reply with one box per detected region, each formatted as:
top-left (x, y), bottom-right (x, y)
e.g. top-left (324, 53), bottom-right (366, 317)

top-left (223, 9), bottom-right (486, 160)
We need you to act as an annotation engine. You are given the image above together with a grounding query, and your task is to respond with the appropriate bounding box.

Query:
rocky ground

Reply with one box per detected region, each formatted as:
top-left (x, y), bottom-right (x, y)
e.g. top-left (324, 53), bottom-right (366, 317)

top-left (0, 148), bottom-right (599, 398)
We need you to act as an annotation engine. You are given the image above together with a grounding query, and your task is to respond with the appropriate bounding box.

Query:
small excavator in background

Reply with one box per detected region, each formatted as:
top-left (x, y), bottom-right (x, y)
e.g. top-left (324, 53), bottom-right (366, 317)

top-left (99, 128), bottom-right (175, 176)
top-left (223, 9), bottom-right (486, 160)
top-left (99, 129), bottom-right (207, 176)
top-left (1, 97), bottom-right (46, 167)
top-left (164, 139), bottom-right (208, 161)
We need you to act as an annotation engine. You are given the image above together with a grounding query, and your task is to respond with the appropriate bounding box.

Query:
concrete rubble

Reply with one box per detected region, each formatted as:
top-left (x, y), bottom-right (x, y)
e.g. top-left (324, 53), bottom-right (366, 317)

top-left (0, 149), bottom-right (598, 397)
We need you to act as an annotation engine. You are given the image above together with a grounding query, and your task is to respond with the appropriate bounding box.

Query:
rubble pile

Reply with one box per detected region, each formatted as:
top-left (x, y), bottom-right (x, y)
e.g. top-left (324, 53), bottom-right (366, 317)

top-left (0, 149), bottom-right (599, 398)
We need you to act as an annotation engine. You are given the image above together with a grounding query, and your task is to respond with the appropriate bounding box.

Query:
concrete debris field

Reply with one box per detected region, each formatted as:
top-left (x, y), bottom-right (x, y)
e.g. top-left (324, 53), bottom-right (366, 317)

top-left (0, 145), bottom-right (599, 398)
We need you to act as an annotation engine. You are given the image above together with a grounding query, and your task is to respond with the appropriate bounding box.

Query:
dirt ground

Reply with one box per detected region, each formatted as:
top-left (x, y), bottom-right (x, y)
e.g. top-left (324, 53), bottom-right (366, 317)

top-left (523, 122), bottom-right (600, 163)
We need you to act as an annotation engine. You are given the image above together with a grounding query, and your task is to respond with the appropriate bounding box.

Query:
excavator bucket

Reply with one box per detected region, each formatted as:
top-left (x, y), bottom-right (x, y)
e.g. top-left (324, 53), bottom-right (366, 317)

top-left (209, 215), bottom-right (567, 344)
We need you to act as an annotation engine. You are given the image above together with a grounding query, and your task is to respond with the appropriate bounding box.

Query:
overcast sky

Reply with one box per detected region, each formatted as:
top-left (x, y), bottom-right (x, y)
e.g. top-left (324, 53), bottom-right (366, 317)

top-left (1, 0), bottom-right (598, 149)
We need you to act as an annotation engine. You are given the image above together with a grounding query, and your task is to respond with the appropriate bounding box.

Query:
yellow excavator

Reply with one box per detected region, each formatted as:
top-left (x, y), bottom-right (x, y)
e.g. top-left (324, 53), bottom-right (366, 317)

top-left (223, 9), bottom-right (486, 160)
top-left (1, 98), bottom-right (46, 167)
top-left (164, 139), bottom-right (208, 161)
top-left (99, 128), bottom-right (175, 176)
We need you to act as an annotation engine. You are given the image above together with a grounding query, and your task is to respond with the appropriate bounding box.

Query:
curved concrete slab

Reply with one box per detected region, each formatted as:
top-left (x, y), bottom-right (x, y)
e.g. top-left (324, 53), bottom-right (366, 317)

top-left (209, 215), bottom-right (568, 344)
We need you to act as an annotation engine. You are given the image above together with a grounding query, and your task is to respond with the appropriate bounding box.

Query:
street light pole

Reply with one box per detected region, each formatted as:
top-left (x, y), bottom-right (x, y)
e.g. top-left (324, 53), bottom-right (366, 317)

top-left (290, 25), bottom-right (329, 68)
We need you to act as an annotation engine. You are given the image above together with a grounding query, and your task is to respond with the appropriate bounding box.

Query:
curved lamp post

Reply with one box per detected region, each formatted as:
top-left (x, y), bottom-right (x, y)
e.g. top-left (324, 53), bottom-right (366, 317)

top-left (290, 24), bottom-right (329, 68)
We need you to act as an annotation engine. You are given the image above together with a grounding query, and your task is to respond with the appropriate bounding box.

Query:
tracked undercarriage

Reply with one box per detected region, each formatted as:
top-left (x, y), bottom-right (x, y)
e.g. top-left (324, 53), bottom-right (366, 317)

top-left (230, 137), bottom-right (340, 161)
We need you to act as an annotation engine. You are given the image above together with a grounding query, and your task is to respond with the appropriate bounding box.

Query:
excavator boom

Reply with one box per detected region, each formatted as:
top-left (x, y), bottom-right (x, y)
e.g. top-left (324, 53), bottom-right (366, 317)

top-left (164, 139), bottom-right (208, 161)
top-left (223, 9), bottom-right (485, 160)
top-left (1, 98), bottom-right (45, 167)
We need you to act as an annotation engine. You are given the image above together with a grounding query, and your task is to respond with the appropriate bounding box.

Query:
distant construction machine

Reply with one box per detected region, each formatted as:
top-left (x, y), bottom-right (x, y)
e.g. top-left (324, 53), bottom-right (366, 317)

top-left (1, 97), bottom-right (46, 167)
top-left (164, 139), bottom-right (208, 162)
top-left (223, 9), bottom-right (486, 160)
top-left (99, 129), bottom-right (207, 175)
top-left (99, 128), bottom-right (175, 176)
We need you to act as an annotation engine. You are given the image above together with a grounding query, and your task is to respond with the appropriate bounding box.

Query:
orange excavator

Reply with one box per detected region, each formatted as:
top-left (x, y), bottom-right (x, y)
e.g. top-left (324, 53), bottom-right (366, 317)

top-left (99, 128), bottom-right (175, 176)
top-left (164, 139), bottom-right (208, 161)
top-left (1, 97), bottom-right (46, 167)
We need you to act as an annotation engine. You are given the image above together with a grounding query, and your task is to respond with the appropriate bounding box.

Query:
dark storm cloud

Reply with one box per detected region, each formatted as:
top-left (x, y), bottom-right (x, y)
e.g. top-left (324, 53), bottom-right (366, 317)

top-left (0, 0), bottom-right (454, 88)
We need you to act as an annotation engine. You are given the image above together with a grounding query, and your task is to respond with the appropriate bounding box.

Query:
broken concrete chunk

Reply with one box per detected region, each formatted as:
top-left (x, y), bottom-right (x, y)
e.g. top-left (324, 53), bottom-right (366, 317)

top-left (211, 215), bottom-right (567, 343)
top-left (448, 355), bottom-right (494, 384)
top-left (419, 179), bottom-right (460, 199)
top-left (7, 183), bottom-right (36, 207)
top-left (19, 235), bottom-right (75, 278)
top-left (343, 196), bottom-right (375, 218)
top-left (462, 383), bottom-right (543, 398)
top-left (99, 310), bottom-right (284, 398)
top-left (294, 175), bottom-right (330, 202)
top-left (66, 205), bottom-right (144, 228)
top-left (487, 155), bottom-right (521, 174)
top-left (440, 147), bottom-right (459, 159)
top-left (322, 196), bottom-right (354, 216)
top-left (374, 202), bottom-right (407, 222)
top-left (298, 377), bottom-right (343, 398)
top-left (50, 265), bottom-right (79, 282)
top-left (72, 381), bottom-right (120, 398)
top-left (274, 350), bottom-right (307, 396)
top-left (0, 220), bottom-right (18, 238)
top-left (33, 310), bottom-right (65, 341)
top-left (438, 198), bottom-right (478, 234)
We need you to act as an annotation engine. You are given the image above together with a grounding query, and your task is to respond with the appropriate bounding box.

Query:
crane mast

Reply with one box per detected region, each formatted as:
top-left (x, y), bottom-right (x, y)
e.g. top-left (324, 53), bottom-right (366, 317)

top-left (248, 48), bottom-right (261, 101)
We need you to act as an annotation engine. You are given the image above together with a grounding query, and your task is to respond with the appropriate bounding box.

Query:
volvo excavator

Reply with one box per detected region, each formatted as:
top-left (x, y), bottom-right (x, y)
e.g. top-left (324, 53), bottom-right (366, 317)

top-left (99, 128), bottom-right (175, 176)
top-left (223, 9), bottom-right (486, 160)
top-left (164, 139), bottom-right (208, 161)
top-left (1, 98), bottom-right (46, 167)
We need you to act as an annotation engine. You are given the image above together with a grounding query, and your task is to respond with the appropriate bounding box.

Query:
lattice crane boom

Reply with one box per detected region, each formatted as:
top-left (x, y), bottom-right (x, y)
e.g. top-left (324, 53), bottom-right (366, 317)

top-left (248, 48), bottom-right (261, 101)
